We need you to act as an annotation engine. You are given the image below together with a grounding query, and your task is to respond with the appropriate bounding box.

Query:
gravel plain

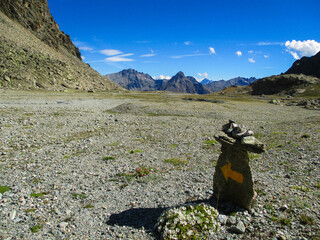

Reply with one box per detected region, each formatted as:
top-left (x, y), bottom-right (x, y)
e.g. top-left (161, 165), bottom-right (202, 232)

top-left (0, 90), bottom-right (319, 239)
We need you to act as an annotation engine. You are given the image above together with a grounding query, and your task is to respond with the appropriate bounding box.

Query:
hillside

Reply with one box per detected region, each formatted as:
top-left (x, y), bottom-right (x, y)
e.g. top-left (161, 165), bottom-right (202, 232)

top-left (0, 0), bottom-right (122, 91)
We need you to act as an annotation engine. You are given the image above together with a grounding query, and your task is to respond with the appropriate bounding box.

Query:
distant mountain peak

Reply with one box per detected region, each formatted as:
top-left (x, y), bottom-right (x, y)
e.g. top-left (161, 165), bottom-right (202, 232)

top-left (173, 71), bottom-right (186, 78)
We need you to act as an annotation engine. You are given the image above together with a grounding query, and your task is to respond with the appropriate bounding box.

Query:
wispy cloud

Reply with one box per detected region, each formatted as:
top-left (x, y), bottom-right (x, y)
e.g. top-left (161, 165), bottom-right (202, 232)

top-left (100, 49), bottom-right (123, 56)
top-left (140, 49), bottom-right (156, 57)
top-left (285, 40), bottom-right (320, 59)
top-left (248, 58), bottom-right (256, 63)
top-left (198, 72), bottom-right (208, 78)
top-left (257, 41), bottom-right (284, 46)
top-left (264, 54), bottom-right (269, 59)
top-left (79, 46), bottom-right (94, 51)
top-left (171, 53), bottom-right (208, 59)
top-left (105, 53), bottom-right (134, 62)
top-left (209, 47), bottom-right (216, 54)
top-left (235, 51), bottom-right (242, 57)
top-left (184, 41), bottom-right (192, 46)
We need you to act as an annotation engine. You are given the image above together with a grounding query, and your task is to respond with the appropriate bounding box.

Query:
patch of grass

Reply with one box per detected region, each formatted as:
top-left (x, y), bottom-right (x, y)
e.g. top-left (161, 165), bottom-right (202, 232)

top-left (30, 192), bottom-right (50, 198)
top-left (249, 153), bottom-right (259, 160)
top-left (0, 186), bottom-right (11, 194)
top-left (30, 225), bottom-right (43, 233)
top-left (256, 189), bottom-right (267, 196)
top-left (71, 193), bottom-right (87, 199)
top-left (84, 204), bottom-right (94, 209)
top-left (128, 149), bottom-right (143, 154)
top-left (203, 140), bottom-right (218, 146)
top-left (169, 144), bottom-right (178, 148)
top-left (290, 185), bottom-right (309, 192)
top-left (299, 214), bottom-right (314, 225)
top-left (107, 142), bottom-right (120, 146)
top-left (270, 216), bottom-right (291, 226)
top-left (63, 155), bottom-right (70, 159)
top-left (25, 208), bottom-right (37, 213)
top-left (316, 182), bottom-right (320, 189)
top-left (301, 134), bottom-right (311, 139)
top-left (132, 138), bottom-right (144, 141)
top-left (103, 156), bottom-right (116, 161)
top-left (164, 158), bottom-right (188, 166)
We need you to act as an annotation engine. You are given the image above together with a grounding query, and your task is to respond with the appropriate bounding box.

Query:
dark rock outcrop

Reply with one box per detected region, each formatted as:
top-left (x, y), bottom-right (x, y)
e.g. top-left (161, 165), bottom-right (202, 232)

top-left (0, 0), bottom-right (81, 59)
top-left (285, 51), bottom-right (320, 78)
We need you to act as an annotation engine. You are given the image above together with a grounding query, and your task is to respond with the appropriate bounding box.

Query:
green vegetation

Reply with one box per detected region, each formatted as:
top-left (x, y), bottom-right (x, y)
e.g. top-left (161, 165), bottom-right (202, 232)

top-left (290, 185), bottom-right (309, 192)
top-left (25, 208), bottom-right (37, 213)
top-left (116, 166), bottom-right (152, 183)
top-left (164, 158), bottom-right (188, 166)
top-left (84, 204), bottom-right (94, 209)
top-left (270, 216), bottom-right (291, 226)
top-left (128, 149), bottom-right (143, 154)
top-left (71, 193), bottom-right (87, 199)
top-left (301, 134), bottom-right (311, 139)
top-left (0, 186), bottom-right (11, 194)
top-left (299, 214), bottom-right (314, 225)
top-left (156, 203), bottom-right (220, 239)
top-left (30, 225), bottom-right (43, 233)
top-left (30, 192), bottom-right (50, 198)
top-left (103, 156), bottom-right (116, 161)
top-left (203, 140), bottom-right (218, 146)
top-left (169, 143), bottom-right (178, 148)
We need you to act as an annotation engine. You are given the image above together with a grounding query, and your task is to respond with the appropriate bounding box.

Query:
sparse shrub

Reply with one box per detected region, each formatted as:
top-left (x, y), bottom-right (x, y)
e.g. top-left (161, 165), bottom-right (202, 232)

top-left (299, 214), bottom-right (314, 225)
top-left (103, 156), bottom-right (116, 161)
top-left (30, 225), bottom-right (43, 233)
top-left (30, 192), bottom-right (50, 198)
top-left (301, 134), bottom-right (311, 139)
top-left (203, 140), bottom-right (218, 146)
top-left (135, 166), bottom-right (150, 177)
top-left (155, 203), bottom-right (220, 240)
top-left (71, 193), bottom-right (87, 199)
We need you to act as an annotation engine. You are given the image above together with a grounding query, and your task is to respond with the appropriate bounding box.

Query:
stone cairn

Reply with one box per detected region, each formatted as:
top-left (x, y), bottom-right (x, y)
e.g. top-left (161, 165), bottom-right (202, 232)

top-left (212, 120), bottom-right (265, 210)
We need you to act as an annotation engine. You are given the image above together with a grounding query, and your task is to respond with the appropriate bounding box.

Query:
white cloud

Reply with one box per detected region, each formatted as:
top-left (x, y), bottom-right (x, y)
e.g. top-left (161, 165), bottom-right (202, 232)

top-left (154, 75), bottom-right (171, 80)
top-left (198, 72), bottom-right (208, 79)
top-left (248, 58), bottom-right (256, 63)
top-left (184, 41), bottom-right (192, 46)
top-left (105, 53), bottom-right (134, 62)
top-left (248, 50), bottom-right (254, 54)
top-left (285, 40), bottom-right (320, 59)
top-left (264, 55), bottom-right (269, 58)
top-left (100, 49), bottom-right (123, 56)
top-left (140, 53), bottom-right (157, 57)
top-left (209, 47), bottom-right (216, 54)
top-left (81, 56), bottom-right (85, 60)
top-left (236, 51), bottom-right (242, 57)
top-left (79, 46), bottom-right (94, 51)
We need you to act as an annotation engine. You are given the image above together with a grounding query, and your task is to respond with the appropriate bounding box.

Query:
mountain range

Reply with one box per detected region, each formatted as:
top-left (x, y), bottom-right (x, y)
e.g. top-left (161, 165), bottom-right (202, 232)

top-left (106, 69), bottom-right (257, 94)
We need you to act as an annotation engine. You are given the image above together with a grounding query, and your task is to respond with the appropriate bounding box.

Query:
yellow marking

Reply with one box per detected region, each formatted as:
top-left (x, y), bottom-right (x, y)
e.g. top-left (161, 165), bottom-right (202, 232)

top-left (220, 163), bottom-right (244, 184)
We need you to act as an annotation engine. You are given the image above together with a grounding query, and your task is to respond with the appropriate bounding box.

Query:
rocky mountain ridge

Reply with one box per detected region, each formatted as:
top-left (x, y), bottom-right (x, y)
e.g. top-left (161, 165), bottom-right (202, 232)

top-left (106, 69), bottom-right (257, 94)
top-left (0, 0), bottom-right (121, 91)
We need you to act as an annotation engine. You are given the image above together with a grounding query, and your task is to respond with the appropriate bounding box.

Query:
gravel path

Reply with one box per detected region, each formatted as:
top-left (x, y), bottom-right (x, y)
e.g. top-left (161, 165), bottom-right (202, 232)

top-left (0, 90), bottom-right (319, 239)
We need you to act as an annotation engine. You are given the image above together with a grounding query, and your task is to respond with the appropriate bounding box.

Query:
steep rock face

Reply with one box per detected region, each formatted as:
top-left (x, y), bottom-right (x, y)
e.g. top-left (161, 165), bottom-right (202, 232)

top-left (285, 51), bottom-right (320, 78)
top-left (106, 69), bottom-right (156, 91)
top-left (205, 77), bottom-right (257, 92)
top-left (0, 9), bottom-right (121, 91)
top-left (160, 71), bottom-right (210, 94)
top-left (0, 0), bottom-right (81, 59)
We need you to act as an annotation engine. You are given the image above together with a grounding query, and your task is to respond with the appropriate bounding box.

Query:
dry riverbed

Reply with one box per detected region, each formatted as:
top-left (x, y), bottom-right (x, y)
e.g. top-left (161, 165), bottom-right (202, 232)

top-left (0, 90), bottom-right (319, 239)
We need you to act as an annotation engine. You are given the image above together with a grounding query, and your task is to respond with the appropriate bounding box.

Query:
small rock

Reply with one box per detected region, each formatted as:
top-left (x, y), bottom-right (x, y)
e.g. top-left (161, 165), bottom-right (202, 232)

top-left (4, 75), bottom-right (11, 82)
top-left (279, 204), bottom-right (288, 211)
top-left (58, 222), bottom-right (68, 228)
top-left (228, 216), bottom-right (237, 225)
top-left (230, 220), bottom-right (246, 234)
top-left (218, 214), bottom-right (228, 225)
top-left (10, 210), bottom-right (16, 220)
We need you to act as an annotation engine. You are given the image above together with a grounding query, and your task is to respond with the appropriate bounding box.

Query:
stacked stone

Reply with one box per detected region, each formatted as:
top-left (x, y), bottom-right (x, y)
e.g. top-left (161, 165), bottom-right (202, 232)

top-left (213, 120), bottom-right (265, 210)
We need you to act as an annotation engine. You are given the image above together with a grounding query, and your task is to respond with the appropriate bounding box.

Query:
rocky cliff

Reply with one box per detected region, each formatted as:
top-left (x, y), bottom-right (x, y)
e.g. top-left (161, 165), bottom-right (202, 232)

top-left (0, 0), bottom-right (81, 59)
top-left (0, 1), bottom-right (121, 91)
top-left (285, 51), bottom-right (320, 78)
top-left (205, 77), bottom-right (257, 92)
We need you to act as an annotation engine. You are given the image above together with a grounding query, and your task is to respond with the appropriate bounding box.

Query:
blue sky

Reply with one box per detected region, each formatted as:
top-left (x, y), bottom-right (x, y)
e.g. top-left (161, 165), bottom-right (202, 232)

top-left (47, 0), bottom-right (320, 81)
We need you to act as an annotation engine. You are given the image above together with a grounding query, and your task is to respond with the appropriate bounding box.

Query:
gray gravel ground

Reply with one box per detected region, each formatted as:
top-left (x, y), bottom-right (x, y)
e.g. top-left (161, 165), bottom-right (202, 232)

top-left (0, 90), bottom-right (319, 239)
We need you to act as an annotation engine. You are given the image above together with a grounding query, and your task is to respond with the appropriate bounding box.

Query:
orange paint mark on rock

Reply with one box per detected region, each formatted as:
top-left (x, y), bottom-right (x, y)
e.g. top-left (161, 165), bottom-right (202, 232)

top-left (221, 163), bottom-right (244, 184)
